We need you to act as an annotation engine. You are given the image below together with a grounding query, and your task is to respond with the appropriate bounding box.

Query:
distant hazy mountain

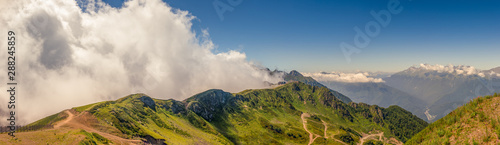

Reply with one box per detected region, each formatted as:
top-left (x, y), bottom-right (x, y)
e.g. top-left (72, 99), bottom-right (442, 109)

top-left (304, 64), bottom-right (500, 122)
top-left (490, 67), bottom-right (500, 73)
top-left (283, 70), bottom-right (353, 103)
top-left (302, 71), bottom-right (428, 122)
top-left (384, 64), bottom-right (500, 122)
top-left (482, 66), bottom-right (500, 77)
top-left (319, 81), bottom-right (427, 121)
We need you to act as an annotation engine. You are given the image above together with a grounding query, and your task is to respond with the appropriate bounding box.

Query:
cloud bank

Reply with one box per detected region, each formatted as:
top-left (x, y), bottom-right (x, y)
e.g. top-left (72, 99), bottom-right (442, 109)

top-left (303, 72), bottom-right (385, 83)
top-left (0, 0), bottom-right (282, 125)
top-left (407, 64), bottom-right (500, 78)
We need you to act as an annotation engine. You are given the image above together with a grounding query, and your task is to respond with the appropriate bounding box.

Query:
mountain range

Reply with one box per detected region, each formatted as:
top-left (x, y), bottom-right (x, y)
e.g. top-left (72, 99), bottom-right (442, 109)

top-left (0, 82), bottom-right (427, 144)
top-left (318, 81), bottom-right (427, 121)
top-left (307, 64), bottom-right (500, 122)
top-left (2, 64), bottom-right (499, 144)
top-left (384, 64), bottom-right (500, 121)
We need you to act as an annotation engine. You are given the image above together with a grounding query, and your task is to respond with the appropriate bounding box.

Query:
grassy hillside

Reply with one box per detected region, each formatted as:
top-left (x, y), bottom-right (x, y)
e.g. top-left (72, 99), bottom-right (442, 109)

top-left (26, 111), bottom-right (67, 127)
top-left (91, 82), bottom-right (426, 144)
top-left (284, 70), bottom-right (353, 104)
top-left (406, 93), bottom-right (500, 144)
top-left (87, 94), bottom-right (232, 144)
top-left (5, 82), bottom-right (427, 144)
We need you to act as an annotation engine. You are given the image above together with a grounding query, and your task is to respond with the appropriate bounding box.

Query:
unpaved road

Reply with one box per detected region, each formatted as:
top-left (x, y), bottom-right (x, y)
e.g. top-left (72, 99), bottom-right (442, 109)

top-left (54, 110), bottom-right (74, 128)
top-left (56, 110), bottom-right (143, 144)
top-left (321, 120), bottom-right (328, 139)
top-left (301, 113), bottom-right (320, 145)
top-left (300, 112), bottom-right (390, 145)
top-left (301, 113), bottom-right (349, 145)
top-left (322, 120), bottom-right (348, 145)
top-left (358, 132), bottom-right (384, 145)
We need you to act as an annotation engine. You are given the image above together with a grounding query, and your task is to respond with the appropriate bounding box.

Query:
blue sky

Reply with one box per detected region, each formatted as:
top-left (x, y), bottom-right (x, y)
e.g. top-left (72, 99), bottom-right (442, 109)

top-left (102, 0), bottom-right (500, 72)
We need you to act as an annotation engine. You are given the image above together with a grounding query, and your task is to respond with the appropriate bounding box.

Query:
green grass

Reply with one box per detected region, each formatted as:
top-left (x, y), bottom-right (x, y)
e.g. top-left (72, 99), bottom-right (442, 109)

top-left (22, 82), bottom-right (427, 145)
top-left (406, 94), bottom-right (500, 144)
top-left (334, 132), bottom-right (356, 145)
top-left (73, 102), bottom-right (103, 112)
top-left (218, 82), bottom-right (424, 144)
top-left (27, 111), bottom-right (66, 127)
top-left (436, 129), bottom-right (445, 137)
top-left (363, 140), bottom-right (383, 145)
top-left (87, 94), bottom-right (233, 144)
top-left (496, 126), bottom-right (500, 139)
top-left (78, 130), bottom-right (112, 145)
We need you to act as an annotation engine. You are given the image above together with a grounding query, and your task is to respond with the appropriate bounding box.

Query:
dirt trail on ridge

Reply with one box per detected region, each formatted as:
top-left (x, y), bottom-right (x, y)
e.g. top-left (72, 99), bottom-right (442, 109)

top-left (358, 132), bottom-right (384, 145)
top-left (55, 110), bottom-right (143, 145)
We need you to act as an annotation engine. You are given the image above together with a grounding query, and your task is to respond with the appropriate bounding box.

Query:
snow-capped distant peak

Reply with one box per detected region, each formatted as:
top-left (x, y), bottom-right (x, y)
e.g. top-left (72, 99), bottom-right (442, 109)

top-left (405, 64), bottom-right (500, 78)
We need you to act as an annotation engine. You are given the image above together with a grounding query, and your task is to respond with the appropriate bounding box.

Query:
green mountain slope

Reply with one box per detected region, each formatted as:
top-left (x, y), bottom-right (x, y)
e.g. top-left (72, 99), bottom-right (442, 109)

top-left (284, 70), bottom-right (353, 104)
top-left (406, 93), bottom-right (500, 144)
top-left (10, 82), bottom-right (427, 144)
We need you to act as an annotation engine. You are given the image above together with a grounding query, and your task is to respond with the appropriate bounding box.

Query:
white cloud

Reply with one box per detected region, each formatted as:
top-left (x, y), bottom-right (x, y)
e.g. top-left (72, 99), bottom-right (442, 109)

top-left (0, 0), bottom-right (282, 125)
top-left (303, 72), bottom-right (385, 83)
top-left (408, 64), bottom-right (488, 77)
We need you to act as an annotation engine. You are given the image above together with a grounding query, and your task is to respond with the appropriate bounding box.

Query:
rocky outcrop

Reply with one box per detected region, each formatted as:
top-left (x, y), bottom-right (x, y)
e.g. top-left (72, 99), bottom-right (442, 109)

top-left (186, 89), bottom-right (233, 121)
top-left (140, 96), bottom-right (156, 111)
top-left (162, 100), bottom-right (186, 114)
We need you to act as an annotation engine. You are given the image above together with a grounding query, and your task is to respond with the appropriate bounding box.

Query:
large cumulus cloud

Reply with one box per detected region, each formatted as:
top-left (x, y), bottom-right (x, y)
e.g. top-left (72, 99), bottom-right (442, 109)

top-left (0, 0), bottom-right (282, 125)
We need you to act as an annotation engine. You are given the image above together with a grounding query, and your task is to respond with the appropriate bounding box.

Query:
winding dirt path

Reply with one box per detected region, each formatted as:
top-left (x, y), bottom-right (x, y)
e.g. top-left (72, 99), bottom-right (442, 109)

top-left (54, 110), bottom-right (74, 128)
top-left (55, 110), bottom-right (143, 144)
top-left (301, 113), bottom-right (349, 145)
top-left (322, 120), bottom-right (348, 145)
top-left (321, 120), bottom-right (328, 139)
top-left (358, 132), bottom-right (384, 145)
top-left (301, 113), bottom-right (320, 145)
top-left (300, 113), bottom-right (312, 144)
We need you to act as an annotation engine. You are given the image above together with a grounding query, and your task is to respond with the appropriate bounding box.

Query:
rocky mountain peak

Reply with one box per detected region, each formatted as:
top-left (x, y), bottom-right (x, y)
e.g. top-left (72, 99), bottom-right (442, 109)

top-left (288, 70), bottom-right (304, 77)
